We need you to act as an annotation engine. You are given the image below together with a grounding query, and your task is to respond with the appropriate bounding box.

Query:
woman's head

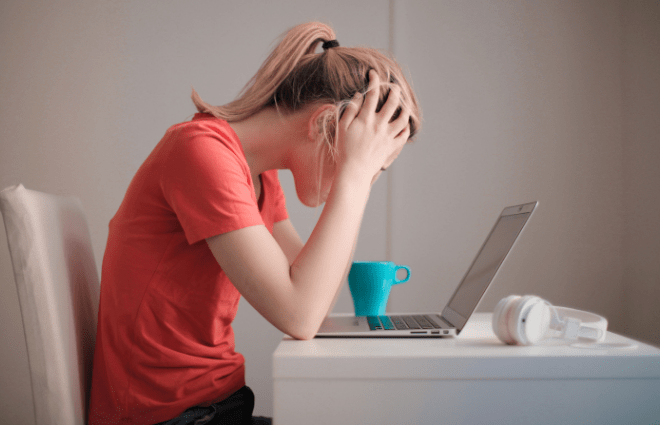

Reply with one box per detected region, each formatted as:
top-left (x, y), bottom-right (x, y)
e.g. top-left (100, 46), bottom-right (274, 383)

top-left (192, 22), bottom-right (422, 155)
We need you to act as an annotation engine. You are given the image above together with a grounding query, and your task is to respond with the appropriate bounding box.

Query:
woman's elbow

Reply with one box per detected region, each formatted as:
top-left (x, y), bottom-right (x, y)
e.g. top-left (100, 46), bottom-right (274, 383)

top-left (279, 313), bottom-right (322, 340)
top-left (288, 330), bottom-right (316, 341)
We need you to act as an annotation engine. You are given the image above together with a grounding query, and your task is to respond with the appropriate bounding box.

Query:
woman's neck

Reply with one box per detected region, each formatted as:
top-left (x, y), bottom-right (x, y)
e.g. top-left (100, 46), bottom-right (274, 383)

top-left (228, 106), bottom-right (310, 183)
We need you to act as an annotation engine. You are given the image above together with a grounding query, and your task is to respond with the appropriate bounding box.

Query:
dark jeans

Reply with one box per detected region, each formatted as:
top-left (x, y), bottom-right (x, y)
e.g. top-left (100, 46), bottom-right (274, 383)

top-left (155, 386), bottom-right (271, 425)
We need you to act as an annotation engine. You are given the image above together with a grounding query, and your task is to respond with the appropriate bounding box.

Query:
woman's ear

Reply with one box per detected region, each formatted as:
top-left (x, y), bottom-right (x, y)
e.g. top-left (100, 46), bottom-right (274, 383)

top-left (307, 104), bottom-right (337, 141)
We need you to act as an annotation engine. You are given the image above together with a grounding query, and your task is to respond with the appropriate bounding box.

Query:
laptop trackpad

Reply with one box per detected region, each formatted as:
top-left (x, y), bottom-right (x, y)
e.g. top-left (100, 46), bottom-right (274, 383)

top-left (318, 316), bottom-right (369, 333)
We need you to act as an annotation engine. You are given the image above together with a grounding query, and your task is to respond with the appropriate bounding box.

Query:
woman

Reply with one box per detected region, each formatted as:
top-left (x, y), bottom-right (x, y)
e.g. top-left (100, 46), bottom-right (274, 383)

top-left (89, 21), bottom-right (421, 425)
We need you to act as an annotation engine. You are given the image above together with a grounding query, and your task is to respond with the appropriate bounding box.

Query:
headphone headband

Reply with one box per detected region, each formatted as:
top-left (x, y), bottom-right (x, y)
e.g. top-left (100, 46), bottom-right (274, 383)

top-left (552, 306), bottom-right (607, 341)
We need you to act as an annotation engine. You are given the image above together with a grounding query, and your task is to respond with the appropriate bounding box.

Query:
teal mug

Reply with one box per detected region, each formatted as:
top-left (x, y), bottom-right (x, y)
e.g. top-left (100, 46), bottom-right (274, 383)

top-left (348, 261), bottom-right (411, 316)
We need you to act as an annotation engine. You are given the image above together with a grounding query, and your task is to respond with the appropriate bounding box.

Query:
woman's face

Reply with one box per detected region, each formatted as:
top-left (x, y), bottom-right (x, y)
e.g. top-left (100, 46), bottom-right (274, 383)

top-left (290, 139), bottom-right (336, 208)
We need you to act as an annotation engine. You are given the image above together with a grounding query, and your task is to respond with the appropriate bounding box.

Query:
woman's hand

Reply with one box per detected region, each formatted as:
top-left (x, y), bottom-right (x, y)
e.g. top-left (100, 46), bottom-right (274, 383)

top-left (336, 70), bottom-right (411, 184)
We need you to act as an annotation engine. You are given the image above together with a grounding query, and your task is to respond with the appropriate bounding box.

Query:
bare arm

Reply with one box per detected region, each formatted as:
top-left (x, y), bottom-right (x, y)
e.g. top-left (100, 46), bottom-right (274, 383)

top-left (272, 219), bottom-right (304, 266)
top-left (207, 72), bottom-right (411, 339)
top-left (273, 217), bottom-right (356, 317)
top-left (207, 172), bottom-right (370, 339)
top-left (325, 231), bottom-right (359, 316)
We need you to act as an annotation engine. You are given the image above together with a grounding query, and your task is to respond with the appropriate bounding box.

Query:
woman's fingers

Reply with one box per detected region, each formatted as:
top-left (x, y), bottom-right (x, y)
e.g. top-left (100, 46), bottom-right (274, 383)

top-left (335, 69), bottom-right (411, 180)
top-left (358, 70), bottom-right (381, 118)
top-left (339, 92), bottom-right (362, 128)
top-left (378, 85), bottom-right (402, 123)
top-left (394, 123), bottom-right (411, 144)
top-left (390, 106), bottom-right (411, 138)
top-left (356, 70), bottom-right (406, 135)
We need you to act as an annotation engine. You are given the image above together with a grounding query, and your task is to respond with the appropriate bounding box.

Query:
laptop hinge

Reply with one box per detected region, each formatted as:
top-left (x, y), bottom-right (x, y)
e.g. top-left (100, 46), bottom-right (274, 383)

top-left (437, 315), bottom-right (454, 329)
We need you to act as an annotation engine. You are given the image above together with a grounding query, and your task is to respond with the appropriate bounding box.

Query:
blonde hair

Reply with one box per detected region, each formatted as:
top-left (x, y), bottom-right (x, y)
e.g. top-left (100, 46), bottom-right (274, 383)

top-left (192, 22), bottom-right (422, 158)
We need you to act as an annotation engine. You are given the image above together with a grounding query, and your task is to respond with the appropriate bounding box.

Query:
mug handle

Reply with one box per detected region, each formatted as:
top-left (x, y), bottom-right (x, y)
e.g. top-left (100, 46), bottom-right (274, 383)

top-left (393, 265), bottom-right (411, 284)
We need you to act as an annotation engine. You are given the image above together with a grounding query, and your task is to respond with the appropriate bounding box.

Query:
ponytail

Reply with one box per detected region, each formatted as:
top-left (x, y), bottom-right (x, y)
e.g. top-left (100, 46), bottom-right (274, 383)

top-left (192, 22), bottom-right (335, 122)
top-left (193, 21), bottom-right (421, 142)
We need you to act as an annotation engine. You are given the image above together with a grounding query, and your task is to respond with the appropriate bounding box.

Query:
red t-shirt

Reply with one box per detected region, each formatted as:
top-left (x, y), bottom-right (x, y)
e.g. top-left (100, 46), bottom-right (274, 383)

top-left (89, 113), bottom-right (288, 425)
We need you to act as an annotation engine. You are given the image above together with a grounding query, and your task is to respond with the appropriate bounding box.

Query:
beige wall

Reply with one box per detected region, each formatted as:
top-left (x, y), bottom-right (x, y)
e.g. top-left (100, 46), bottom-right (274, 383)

top-left (1, 0), bottom-right (658, 422)
top-left (388, 0), bottom-right (626, 325)
top-left (620, 1), bottom-right (660, 347)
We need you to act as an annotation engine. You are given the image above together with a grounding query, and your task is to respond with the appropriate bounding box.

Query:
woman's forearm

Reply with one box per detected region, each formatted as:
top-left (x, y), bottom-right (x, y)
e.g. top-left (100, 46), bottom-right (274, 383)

top-left (288, 170), bottom-right (371, 338)
top-left (325, 228), bottom-right (359, 317)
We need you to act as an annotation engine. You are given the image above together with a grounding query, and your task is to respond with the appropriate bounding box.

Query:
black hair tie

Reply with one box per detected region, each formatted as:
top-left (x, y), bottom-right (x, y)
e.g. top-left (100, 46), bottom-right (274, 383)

top-left (322, 39), bottom-right (340, 50)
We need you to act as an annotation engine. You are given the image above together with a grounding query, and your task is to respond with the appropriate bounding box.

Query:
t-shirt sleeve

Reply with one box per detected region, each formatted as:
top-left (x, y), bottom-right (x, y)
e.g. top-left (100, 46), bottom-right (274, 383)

top-left (159, 124), bottom-right (263, 244)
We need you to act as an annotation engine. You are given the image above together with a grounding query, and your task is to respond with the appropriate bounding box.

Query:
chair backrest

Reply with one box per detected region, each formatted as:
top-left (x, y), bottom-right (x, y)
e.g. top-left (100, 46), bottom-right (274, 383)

top-left (0, 184), bottom-right (99, 425)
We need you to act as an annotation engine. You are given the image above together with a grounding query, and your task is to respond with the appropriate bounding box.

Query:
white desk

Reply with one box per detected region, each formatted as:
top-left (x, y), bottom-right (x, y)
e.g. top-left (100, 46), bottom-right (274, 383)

top-left (273, 313), bottom-right (660, 424)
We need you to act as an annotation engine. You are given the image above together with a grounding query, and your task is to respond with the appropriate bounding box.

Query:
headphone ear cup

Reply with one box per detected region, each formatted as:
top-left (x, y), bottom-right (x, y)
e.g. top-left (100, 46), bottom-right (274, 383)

top-left (521, 301), bottom-right (551, 345)
top-left (509, 296), bottom-right (531, 345)
top-left (508, 295), bottom-right (539, 345)
top-left (492, 295), bottom-right (520, 345)
top-left (511, 296), bottom-right (551, 345)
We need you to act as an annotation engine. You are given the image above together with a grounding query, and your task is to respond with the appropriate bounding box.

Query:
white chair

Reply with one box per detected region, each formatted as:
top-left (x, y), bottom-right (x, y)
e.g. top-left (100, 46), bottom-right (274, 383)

top-left (0, 184), bottom-right (99, 425)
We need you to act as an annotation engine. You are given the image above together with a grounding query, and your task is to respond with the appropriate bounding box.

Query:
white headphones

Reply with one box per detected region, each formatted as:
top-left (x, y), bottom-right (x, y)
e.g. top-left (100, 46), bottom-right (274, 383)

top-left (492, 295), bottom-right (608, 346)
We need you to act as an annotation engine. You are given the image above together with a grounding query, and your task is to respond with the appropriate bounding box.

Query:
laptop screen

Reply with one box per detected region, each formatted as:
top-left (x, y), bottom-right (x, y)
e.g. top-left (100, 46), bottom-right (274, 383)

top-left (443, 204), bottom-right (535, 332)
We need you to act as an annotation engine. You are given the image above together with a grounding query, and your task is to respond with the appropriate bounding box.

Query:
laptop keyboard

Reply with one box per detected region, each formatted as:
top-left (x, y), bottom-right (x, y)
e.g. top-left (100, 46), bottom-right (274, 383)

top-left (367, 315), bottom-right (443, 331)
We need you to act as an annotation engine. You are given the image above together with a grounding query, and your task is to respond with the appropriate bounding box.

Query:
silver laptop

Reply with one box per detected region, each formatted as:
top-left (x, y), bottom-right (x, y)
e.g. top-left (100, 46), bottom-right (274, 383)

top-left (316, 202), bottom-right (538, 338)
